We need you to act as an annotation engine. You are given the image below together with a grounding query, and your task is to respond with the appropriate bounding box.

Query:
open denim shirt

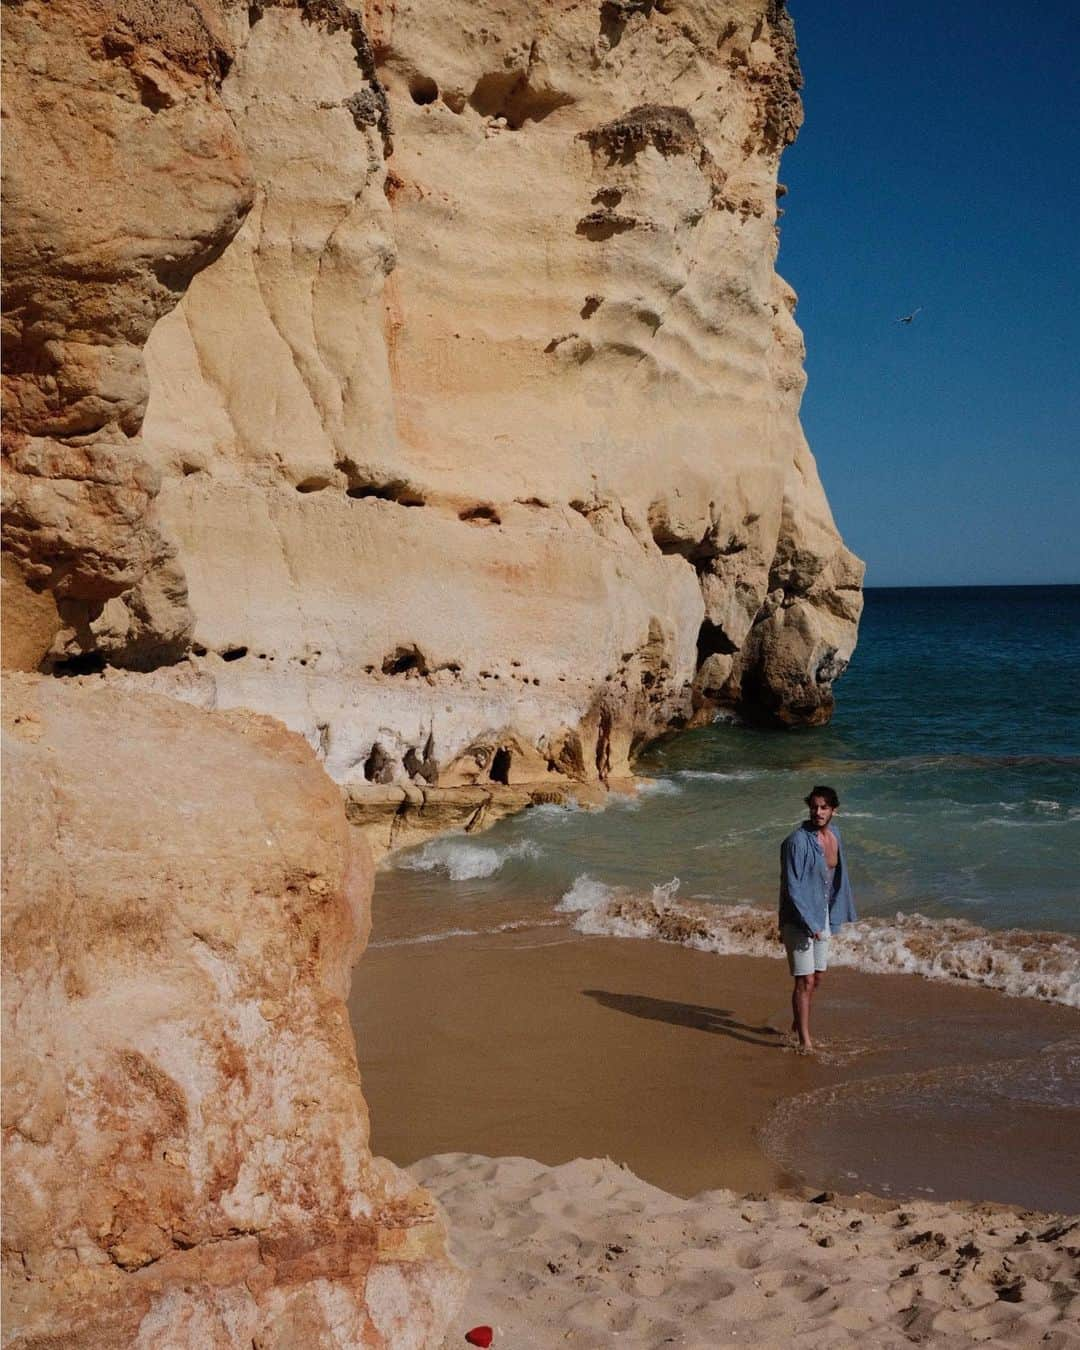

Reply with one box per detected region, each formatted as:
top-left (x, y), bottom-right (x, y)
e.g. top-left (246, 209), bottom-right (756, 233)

top-left (778, 822), bottom-right (857, 937)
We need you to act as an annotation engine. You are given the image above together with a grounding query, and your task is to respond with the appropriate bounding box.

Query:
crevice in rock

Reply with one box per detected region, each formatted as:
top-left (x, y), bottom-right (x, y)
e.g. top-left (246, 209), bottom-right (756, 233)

top-left (595, 706), bottom-right (613, 780)
top-left (287, 0), bottom-right (393, 154)
top-left (580, 294), bottom-right (603, 319)
top-left (220, 646), bottom-right (248, 662)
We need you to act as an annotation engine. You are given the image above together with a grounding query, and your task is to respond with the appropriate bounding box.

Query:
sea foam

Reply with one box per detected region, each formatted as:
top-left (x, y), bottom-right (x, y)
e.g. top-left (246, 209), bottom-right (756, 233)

top-left (396, 837), bottom-right (542, 882)
top-left (561, 878), bottom-right (1080, 1008)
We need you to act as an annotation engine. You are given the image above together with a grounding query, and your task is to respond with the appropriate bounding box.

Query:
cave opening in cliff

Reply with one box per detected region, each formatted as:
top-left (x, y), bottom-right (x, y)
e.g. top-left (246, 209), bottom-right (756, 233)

top-left (696, 621), bottom-right (738, 665)
top-left (489, 747), bottom-right (512, 785)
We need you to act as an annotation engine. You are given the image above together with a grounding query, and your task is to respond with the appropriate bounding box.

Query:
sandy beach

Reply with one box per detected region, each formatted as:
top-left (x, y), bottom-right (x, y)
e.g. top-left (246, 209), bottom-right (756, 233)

top-left (349, 926), bottom-right (1080, 1345)
top-left (415, 1153), bottom-right (1080, 1348)
top-left (350, 927), bottom-right (1080, 1207)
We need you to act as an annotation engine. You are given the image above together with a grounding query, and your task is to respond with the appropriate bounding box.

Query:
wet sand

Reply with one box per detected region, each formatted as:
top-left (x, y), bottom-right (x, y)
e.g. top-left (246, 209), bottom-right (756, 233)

top-left (348, 927), bottom-right (1080, 1210)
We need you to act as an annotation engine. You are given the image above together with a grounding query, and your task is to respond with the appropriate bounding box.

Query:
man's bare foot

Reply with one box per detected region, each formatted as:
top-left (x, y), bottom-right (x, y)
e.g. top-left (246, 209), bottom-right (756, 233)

top-left (797, 1040), bottom-right (814, 1055)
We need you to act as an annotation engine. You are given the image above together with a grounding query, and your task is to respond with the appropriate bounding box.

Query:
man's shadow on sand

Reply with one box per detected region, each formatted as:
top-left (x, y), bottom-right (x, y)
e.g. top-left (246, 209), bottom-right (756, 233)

top-left (583, 990), bottom-right (785, 1048)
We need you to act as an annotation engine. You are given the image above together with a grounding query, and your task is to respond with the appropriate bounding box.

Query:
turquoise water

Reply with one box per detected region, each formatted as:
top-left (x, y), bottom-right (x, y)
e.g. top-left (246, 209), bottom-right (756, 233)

top-left (378, 586), bottom-right (1080, 997)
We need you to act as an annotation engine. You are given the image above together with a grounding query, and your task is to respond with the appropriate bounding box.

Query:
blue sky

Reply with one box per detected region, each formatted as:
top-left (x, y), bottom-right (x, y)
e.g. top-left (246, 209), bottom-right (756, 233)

top-left (778, 1), bottom-right (1080, 586)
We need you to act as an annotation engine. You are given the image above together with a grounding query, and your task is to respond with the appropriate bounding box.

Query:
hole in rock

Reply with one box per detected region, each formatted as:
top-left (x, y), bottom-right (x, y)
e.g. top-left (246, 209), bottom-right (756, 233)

top-left (382, 645), bottom-right (428, 676)
top-left (220, 646), bottom-right (248, 662)
top-left (191, 644), bottom-right (207, 657)
top-left (468, 71), bottom-right (574, 129)
top-left (580, 295), bottom-right (603, 319)
top-left (50, 651), bottom-right (107, 677)
top-left (575, 212), bottom-right (637, 242)
top-left (696, 620), bottom-right (738, 664)
top-left (363, 743), bottom-right (394, 783)
top-left (489, 747), bottom-right (512, 785)
top-left (459, 504), bottom-right (501, 525)
top-left (295, 477), bottom-right (332, 493)
top-left (409, 76), bottom-right (439, 105)
top-left (346, 480), bottom-right (425, 506)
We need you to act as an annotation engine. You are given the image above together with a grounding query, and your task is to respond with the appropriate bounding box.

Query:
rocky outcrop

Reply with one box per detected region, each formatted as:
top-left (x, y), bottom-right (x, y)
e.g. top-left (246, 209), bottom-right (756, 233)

top-left (0, 0), bottom-right (255, 670)
top-left (0, 675), bottom-right (464, 1346)
top-left (2, 0), bottom-right (862, 812)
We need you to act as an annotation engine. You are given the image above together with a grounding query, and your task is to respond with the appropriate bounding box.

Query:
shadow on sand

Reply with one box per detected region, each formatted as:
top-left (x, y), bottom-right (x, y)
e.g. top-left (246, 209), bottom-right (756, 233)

top-left (583, 989), bottom-right (786, 1048)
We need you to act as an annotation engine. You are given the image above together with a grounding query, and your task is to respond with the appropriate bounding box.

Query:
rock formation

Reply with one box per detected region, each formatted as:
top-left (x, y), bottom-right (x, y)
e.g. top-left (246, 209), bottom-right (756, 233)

top-left (0, 0), bottom-right (255, 672)
top-left (1, 675), bottom-right (464, 1346)
top-left (3, 0), bottom-right (863, 849)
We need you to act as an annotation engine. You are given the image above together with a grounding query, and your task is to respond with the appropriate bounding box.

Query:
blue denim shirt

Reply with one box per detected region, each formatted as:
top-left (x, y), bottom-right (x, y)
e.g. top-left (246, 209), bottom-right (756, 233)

top-left (778, 822), bottom-right (857, 936)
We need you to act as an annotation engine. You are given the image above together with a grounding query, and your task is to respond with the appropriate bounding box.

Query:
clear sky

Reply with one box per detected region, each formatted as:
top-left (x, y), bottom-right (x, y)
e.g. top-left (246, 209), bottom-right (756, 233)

top-left (777, 1), bottom-right (1080, 587)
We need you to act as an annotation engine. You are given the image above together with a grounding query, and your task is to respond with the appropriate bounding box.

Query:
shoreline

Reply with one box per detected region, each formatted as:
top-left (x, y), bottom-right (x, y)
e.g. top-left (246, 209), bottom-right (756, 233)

top-left (349, 926), bottom-right (1080, 1211)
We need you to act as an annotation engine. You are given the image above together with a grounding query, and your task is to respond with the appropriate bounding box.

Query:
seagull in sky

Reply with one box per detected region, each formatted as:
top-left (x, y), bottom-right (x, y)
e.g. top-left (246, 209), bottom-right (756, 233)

top-left (895, 306), bottom-right (923, 325)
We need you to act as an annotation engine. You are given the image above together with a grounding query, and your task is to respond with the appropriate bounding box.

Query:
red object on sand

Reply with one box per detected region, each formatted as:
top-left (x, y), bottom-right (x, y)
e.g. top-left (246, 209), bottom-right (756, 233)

top-left (465, 1329), bottom-right (494, 1348)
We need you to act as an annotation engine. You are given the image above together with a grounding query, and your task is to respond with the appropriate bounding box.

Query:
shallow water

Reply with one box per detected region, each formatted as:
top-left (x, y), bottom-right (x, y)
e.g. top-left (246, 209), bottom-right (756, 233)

top-left (375, 587), bottom-right (1080, 1003)
top-left (366, 589), bottom-right (1080, 1207)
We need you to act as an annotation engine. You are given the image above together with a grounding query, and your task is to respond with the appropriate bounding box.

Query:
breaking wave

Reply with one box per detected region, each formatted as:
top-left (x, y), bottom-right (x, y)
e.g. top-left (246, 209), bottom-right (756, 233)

top-left (396, 837), bottom-right (542, 882)
top-left (559, 876), bottom-right (1080, 1008)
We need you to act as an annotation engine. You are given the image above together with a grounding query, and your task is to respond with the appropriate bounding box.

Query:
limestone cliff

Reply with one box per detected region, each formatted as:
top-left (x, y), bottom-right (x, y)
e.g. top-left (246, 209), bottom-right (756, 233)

top-left (2, 0), bottom-right (863, 834)
top-left (1, 676), bottom-right (464, 1346)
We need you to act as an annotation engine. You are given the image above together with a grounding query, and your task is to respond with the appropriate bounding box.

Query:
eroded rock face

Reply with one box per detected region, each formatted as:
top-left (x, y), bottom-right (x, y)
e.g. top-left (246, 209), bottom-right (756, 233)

top-left (0, 674), bottom-right (464, 1346)
top-left (2, 0), bottom-right (863, 808)
top-left (0, 0), bottom-right (255, 670)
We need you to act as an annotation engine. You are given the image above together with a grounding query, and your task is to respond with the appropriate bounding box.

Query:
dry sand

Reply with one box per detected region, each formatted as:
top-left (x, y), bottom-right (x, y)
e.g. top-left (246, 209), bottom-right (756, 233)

top-left (414, 1153), bottom-right (1080, 1348)
top-left (350, 928), bottom-right (1080, 1345)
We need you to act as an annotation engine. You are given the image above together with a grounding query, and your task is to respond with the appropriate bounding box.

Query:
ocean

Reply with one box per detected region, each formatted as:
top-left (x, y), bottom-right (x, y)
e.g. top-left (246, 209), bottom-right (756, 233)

top-left (375, 585), bottom-right (1080, 1006)
top-left (362, 586), bottom-right (1080, 1208)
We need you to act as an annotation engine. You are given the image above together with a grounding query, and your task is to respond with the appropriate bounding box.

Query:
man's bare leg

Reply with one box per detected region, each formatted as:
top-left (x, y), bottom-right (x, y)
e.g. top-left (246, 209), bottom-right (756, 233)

top-left (792, 973), bottom-right (816, 1051)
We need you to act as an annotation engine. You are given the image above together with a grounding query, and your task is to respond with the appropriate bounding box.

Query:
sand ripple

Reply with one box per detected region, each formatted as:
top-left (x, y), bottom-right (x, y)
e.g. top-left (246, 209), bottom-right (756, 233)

top-left (415, 1153), bottom-right (1080, 1348)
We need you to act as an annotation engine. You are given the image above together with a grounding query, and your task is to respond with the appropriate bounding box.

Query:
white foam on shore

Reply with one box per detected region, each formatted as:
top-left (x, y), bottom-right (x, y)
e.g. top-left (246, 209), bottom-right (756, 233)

top-left (396, 837), bottom-right (542, 882)
top-left (370, 917), bottom-right (564, 949)
top-left (634, 778), bottom-right (683, 797)
top-left (555, 874), bottom-right (615, 912)
top-left (562, 878), bottom-right (1080, 1008)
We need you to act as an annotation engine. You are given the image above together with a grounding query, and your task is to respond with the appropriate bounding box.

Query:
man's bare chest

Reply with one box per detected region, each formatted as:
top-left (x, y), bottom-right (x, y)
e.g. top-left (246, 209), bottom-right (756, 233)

top-left (818, 828), bottom-right (839, 869)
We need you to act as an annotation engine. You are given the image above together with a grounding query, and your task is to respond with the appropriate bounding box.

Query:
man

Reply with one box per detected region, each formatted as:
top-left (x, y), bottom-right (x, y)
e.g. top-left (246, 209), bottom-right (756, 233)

top-left (778, 786), bottom-right (856, 1053)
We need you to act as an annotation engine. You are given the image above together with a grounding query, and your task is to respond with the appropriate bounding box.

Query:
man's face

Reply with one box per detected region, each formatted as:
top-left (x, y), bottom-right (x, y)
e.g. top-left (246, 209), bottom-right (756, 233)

top-left (808, 796), bottom-right (835, 829)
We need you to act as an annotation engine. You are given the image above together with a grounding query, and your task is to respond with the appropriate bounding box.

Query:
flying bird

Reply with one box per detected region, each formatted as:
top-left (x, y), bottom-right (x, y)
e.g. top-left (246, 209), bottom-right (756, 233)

top-left (896, 306), bottom-right (923, 325)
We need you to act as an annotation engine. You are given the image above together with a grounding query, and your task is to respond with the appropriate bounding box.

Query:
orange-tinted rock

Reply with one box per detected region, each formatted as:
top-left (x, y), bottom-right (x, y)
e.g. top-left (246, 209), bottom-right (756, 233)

top-left (0, 674), bottom-right (464, 1345)
top-left (0, 0), bottom-right (255, 668)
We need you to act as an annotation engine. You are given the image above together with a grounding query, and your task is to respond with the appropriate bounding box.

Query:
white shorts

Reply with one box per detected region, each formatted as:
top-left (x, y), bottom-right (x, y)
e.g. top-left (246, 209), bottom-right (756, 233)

top-left (783, 921), bottom-right (830, 977)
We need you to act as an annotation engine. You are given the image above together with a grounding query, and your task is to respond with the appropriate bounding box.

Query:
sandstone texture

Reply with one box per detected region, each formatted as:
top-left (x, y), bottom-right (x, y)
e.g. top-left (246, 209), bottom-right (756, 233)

top-left (0, 674), bottom-right (464, 1346)
top-left (0, 0), bottom-right (256, 671)
top-left (2, 0), bottom-right (863, 835)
